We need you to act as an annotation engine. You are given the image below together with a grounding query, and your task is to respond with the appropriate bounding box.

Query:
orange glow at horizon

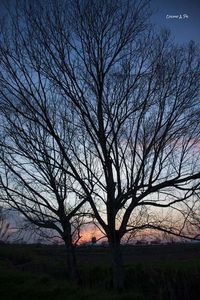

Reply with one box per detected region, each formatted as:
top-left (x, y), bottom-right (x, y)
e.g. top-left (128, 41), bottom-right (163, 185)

top-left (78, 225), bottom-right (105, 244)
top-left (78, 226), bottom-right (175, 244)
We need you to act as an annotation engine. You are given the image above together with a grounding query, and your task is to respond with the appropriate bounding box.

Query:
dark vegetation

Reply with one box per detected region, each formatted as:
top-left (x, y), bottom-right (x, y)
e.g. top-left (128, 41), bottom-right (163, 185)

top-left (0, 243), bottom-right (200, 300)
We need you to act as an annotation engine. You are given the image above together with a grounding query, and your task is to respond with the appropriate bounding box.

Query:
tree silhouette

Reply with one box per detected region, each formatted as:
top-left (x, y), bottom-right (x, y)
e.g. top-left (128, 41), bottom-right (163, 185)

top-left (0, 0), bottom-right (200, 289)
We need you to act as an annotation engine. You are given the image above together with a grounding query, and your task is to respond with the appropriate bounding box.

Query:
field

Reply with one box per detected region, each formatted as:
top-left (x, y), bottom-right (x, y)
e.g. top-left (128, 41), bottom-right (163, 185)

top-left (0, 243), bottom-right (200, 300)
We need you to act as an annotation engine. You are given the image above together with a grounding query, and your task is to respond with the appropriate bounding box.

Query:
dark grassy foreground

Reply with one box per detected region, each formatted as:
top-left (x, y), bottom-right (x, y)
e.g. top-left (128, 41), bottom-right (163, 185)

top-left (0, 243), bottom-right (200, 300)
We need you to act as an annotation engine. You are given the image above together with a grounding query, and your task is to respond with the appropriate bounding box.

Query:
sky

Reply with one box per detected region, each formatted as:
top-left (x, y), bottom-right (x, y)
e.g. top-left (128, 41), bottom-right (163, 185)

top-left (0, 0), bottom-right (199, 44)
top-left (151, 0), bottom-right (200, 44)
top-left (0, 0), bottom-right (199, 244)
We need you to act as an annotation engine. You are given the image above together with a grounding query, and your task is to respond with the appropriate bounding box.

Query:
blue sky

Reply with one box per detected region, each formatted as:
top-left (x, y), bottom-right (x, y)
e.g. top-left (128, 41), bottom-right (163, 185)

top-left (151, 0), bottom-right (200, 44)
top-left (0, 1), bottom-right (199, 44)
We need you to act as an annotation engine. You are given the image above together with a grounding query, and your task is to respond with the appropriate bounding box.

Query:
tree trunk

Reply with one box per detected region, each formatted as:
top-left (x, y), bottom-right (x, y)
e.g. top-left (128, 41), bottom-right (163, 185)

top-left (63, 225), bottom-right (80, 284)
top-left (64, 241), bottom-right (80, 283)
top-left (109, 239), bottom-right (125, 290)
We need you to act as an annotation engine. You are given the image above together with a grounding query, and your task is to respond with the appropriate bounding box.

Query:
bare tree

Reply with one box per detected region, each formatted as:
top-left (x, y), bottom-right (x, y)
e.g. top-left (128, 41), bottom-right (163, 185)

top-left (0, 100), bottom-right (90, 281)
top-left (0, 0), bottom-right (200, 290)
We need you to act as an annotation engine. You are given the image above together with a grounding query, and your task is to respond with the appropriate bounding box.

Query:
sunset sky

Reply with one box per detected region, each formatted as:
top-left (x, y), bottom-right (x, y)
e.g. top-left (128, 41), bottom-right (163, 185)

top-left (80, 0), bottom-right (200, 243)
top-left (0, 0), bottom-right (199, 245)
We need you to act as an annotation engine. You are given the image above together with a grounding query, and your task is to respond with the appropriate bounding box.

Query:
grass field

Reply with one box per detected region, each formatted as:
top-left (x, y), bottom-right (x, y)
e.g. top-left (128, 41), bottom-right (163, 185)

top-left (0, 243), bottom-right (200, 299)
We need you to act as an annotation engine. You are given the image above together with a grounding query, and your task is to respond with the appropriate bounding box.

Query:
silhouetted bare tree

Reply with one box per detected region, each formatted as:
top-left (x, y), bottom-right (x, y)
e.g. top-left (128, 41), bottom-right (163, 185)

top-left (0, 97), bottom-right (89, 282)
top-left (0, 0), bottom-right (200, 289)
